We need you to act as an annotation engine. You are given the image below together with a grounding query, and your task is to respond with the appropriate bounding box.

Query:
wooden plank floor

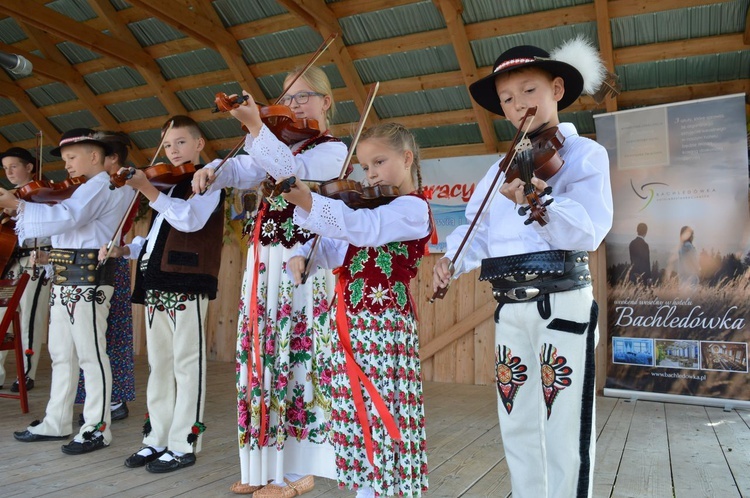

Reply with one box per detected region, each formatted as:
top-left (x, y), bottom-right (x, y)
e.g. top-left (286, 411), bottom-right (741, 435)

top-left (1, 353), bottom-right (749, 497)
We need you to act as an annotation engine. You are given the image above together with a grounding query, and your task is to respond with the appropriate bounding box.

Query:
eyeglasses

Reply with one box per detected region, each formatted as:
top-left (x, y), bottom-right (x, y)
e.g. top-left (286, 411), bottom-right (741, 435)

top-left (279, 91), bottom-right (324, 106)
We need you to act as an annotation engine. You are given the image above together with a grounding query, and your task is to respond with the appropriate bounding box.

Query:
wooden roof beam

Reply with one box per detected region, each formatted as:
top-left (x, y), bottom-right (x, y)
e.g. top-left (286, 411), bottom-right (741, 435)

top-left (594, 0), bottom-right (619, 113)
top-left (278, 0), bottom-right (372, 117)
top-left (124, 0), bottom-right (267, 102)
top-left (88, 0), bottom-right (217, 163)
top-left (615, 34), bottom-right (746, 65)
top-left (435, 0), bottom-right (496, 154)
top-left (15, 20), bottom-right (149, 164)
top-left (0, 75), bottom-right (61, 144)
top-left (0, 0), bottom-right (157, 72)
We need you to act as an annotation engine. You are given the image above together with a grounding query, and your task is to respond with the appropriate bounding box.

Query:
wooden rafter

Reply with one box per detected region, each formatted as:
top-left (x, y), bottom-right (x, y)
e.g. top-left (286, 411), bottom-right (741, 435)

top-left (0, 74), bottom-right (61, 144)
top-left (0, 0), bottom-right (157, 72)
top-left (594, 0), bottom-right (619, 113)
top-left (124, 0), bottom-right (267, 103)
top-left (87, 0), bottom-right (218, 163)
top-left (15, 22), bottom-right (150, 165)
top-left (435, 0), bottom-right (496, 153)
top-left (277, 0), bottom-right (372, 116)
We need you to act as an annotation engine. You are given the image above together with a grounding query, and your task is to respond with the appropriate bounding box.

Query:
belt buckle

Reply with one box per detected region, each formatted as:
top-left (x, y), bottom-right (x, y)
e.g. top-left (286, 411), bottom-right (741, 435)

top-left (505, 286), bottom-right (540, 301)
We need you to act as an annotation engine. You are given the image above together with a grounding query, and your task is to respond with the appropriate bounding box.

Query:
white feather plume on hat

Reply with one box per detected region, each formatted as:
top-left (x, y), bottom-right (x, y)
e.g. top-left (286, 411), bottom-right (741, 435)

top-left (550, 35), bottom-right (607, 96)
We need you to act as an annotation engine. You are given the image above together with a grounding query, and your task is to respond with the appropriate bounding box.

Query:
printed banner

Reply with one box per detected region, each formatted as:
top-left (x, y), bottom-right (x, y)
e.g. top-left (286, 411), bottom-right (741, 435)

top-left (595, 94), bottom-right (750, 404)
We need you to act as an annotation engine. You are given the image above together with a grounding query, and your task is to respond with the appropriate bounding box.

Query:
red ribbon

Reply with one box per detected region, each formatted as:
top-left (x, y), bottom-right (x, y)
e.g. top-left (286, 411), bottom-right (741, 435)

top-left (249, 202), bottom-right (269, 446)
top-left (332, 267), bottom-right (401, 466)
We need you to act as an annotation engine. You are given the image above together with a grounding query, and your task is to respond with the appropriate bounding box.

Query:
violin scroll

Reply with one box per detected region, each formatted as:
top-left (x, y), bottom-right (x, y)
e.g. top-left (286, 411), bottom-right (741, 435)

top-left (212, 93), bottom-right (250, 113)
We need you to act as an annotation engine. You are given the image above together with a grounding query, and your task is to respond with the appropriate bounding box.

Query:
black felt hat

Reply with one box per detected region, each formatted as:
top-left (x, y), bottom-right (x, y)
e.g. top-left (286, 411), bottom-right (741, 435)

top-left (469, 45), bottom-right (584, 117)
top-left (0, 146), bottom-right (36, 165)
top-left (50, 128), bottom-right (112, 157)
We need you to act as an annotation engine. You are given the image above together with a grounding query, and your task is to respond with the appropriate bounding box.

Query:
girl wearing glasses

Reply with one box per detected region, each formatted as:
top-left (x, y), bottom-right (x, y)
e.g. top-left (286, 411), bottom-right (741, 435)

top-left (192, 66), bottom-right (346, 497)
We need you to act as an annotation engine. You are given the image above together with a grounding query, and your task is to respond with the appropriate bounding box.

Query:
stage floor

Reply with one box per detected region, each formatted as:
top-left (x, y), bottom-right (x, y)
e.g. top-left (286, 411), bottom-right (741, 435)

top-left (0, 354), bottom-right (748, 497)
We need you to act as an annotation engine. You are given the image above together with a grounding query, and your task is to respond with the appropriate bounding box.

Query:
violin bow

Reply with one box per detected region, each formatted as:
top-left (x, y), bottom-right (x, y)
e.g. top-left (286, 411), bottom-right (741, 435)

top-left (30, 130), bottom-right (43, 271)
top-left (203, 33), bottom-right (339, 195)
top-left (98, 120), bottom-right (174, 269)
top-left (429, 107), bottom-right (538, 302)
top-left (299, 81), bottom-right (380, 284)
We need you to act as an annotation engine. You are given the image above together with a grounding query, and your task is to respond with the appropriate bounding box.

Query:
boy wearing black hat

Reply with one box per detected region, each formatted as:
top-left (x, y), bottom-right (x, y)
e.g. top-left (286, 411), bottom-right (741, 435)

top-left (0, 129), bottom-right (133, 455)
top-left (0, 147), bottom-right (51, 394)
top-left (433, 37), bottom-right (613, 498)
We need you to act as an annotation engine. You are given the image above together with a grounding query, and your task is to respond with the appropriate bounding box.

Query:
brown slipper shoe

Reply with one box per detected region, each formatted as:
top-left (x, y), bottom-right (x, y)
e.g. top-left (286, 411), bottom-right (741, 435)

top-left (230, 481), bottom-right (264, 494)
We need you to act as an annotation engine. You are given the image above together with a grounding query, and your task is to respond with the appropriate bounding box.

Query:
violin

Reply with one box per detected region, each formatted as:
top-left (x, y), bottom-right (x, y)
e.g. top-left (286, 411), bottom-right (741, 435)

top-left (109, 162), bottom-right (197, 191)
top-left (0, 214), bottom-right (17, 273)
top-left (505, 126), bottom-right (564, 226)
top-left (16, 176), bottom-right (86, 204)
top-left (213, 93), bottom-right (321, 146)
top-left (276, 176), bottom-right (399, 210)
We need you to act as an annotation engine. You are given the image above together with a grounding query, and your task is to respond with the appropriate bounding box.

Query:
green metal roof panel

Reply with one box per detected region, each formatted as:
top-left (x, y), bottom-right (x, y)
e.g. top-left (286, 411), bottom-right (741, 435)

top-left (212, 0), bottom-right (287, 27)
top-left (156, 48), bottom-right (229, 80)
top-left (330, 100), bottom-right (359, 126)
top-left (48, 109), bottom-right (99, 131)
top-left (129, 129), bottom-right (161, 150)
top-left (110, 0), bottom-right (132, 11)
top-left (26, 83), bottom-right (78, 107)
top-left (338, 1), bottom-right (445, 45)
top-left (471, 23), bottom-right (598, 67)
top-left (105, 97), bottom-right (168, 123)
top-left (56, 41), bottom-right (102, 65)
top-left (373, 86), bottom-right (472, 119)
top-left (198, 117), bottom-right (244, 141)
top-left (0, 121), bottom-right (41, 142)
top-left (413, 123), bottom-right (483, 148)
top-left (0, 98), bottom-right (19, 116)
top-left (46, 0), bottom-right (98, 23)
top-left (617, 51), bottom-right (750, 92)
top-left (238, 27), bottom-right (324, 64)
top-left (611, 0), bottom-right (749, 48)
top-left (128, 18), bottom-right (187, 47)
top-left (84, 67), bottom-right (146, 94)
top-left (0, 17), bottom-right (27, 44)
top-left (354, 45), bottom-right (459, 84)
top-left (177, 82), bottom-right (244, 112)
top-left (462, 0), bottom-right (593, 24)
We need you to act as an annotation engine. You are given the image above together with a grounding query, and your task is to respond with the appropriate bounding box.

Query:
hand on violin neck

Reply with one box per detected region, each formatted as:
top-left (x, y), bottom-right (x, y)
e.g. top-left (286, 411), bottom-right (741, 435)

top-left (499, 176), bottom-right (548, 205)
top-left (229, 90), bottom-right (263, 137)
top-left (0, 187), bottom-right (20, 211)
top-left (124, 168), bottom-right (160, 201)
top-left (279, 176), bottom-right (312, 212)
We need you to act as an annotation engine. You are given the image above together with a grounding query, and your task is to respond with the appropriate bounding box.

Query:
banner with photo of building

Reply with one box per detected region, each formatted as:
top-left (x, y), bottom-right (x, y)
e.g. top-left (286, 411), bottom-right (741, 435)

top-left (595, 93), bottom-right (750, 407)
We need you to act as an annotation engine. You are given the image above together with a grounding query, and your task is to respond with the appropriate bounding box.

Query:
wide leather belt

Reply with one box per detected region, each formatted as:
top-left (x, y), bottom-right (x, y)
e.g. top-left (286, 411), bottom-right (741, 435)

top-left (480, 250), bottom-right (592, 304)
top-left (13, 246), bottom-right (52, 258)
top-left (49, 248), bottom-right (115, 286)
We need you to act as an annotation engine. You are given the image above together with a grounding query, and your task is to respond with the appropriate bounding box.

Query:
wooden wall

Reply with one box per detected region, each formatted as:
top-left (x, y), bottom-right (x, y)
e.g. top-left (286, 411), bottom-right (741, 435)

top-left (128, 217), bottom-right (609, 392)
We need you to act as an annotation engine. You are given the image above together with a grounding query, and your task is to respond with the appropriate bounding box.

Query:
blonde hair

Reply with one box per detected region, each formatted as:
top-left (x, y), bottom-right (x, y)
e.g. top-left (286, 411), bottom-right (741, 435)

top-left (359, 122), bottom-right (423, 191)
top-left (284, 65), bottom-right (335, 128)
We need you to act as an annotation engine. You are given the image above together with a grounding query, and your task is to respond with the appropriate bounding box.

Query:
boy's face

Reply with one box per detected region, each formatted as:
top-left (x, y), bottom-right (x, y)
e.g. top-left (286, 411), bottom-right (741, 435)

top-left (495, 67), bottom-right (564, 132)
top-left (2, 156), bottom-right (33, 186)
top-left (162, 127), bottom-right (204, 166)
top-left (61, 144), bottom-right (106, 179)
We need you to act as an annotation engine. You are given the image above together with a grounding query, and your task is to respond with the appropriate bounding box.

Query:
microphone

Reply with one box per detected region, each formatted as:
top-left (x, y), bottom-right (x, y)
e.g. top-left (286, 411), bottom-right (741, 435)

top-left (0, 51), bottom-right (33, 76)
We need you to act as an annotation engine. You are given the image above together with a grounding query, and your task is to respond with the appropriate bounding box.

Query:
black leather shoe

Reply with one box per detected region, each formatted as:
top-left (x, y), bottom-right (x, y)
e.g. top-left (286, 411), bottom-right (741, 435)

top-left (10, 377), bottom-right (34, 393)
top-left (111, 402), bottom-right (129, 421)
top-left (61, 434), bottom-right (108, 455)
top-left (146, 451), bottom-right (196, 473)
top-left (14, 430), bottom-right (70, 442)
top-left (125, 446), bottom-right (167, 468)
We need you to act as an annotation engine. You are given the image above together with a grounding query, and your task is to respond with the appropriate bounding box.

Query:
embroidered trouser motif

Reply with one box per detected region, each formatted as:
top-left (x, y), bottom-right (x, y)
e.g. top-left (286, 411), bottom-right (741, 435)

top-left (142, 290), bottom-right (208, 454)
top-left (493, 286), bottom-right (598, 498)
top-left (30, 284), bottom-right (113, 443)
top-left (0, 256), bottom-right (51, 384)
